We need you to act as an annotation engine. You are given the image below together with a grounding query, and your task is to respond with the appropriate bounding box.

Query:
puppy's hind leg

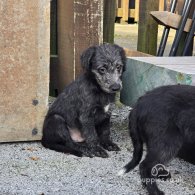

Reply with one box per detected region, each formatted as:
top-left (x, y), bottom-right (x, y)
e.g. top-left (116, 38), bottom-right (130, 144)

top-left (42, 114), bottom-right (84, 156)
top-left (42, 114), bottom-right (96, 157)
top-left (118, 109), bottom-right (143, 175)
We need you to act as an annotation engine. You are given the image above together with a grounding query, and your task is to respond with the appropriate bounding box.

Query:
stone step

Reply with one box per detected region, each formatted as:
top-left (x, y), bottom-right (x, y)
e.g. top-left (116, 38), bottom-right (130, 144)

top-left (120, 57), bottom-right (195, 106)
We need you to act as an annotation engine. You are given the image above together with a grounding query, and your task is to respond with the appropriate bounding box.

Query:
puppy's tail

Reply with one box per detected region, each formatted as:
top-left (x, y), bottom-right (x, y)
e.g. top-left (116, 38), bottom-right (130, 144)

top-left (118, 108), bottom-right (143, 176)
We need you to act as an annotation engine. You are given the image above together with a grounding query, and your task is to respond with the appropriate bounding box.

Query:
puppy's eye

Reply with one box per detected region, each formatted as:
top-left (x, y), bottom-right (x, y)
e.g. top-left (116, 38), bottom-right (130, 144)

top-left (99, 67), bottom-right (106, 74)
top-left (116, 65), bottom-right (121, 71)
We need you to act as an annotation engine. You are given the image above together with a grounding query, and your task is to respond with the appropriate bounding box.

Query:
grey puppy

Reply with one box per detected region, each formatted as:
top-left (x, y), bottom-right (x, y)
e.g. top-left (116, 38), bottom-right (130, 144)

top-left (42, 43), bottom-right (126, 157)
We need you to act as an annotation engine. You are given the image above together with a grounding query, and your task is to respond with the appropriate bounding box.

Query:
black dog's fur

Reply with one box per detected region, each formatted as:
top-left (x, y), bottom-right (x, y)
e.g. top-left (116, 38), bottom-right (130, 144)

top-left (120, 85), bottom-right (195, 195)
top-left (42, 43), bottom-right (126, 158)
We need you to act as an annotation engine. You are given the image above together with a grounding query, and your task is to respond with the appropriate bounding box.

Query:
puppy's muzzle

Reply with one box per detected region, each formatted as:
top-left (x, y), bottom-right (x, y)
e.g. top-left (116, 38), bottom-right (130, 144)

top-left (109, 83), bottom-right (121, 92)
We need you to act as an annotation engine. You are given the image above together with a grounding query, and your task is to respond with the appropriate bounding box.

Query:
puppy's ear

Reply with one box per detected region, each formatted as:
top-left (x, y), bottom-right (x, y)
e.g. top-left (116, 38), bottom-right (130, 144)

top-left (113, 44), bottom-right (126, 72)
top-left (119, 47), bottom-right (126, 72)
top-left (80, 46), bottom-right (96, 71)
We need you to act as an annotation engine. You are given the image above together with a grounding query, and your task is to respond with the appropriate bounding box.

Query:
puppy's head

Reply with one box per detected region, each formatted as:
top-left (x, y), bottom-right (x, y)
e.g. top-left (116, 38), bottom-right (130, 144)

top-left (80, 43), bottom-right (126, 93)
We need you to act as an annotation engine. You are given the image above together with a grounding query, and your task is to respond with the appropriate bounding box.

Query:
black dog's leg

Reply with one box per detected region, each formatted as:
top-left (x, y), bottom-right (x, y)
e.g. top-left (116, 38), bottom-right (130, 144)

top-left (139, 155), bottom-right (164, 195)
top-left (80, 114), bottom-right (109, 158)
top-left (96, 117), bottom-right (120, 151)
top-left (42, 114), bottom-right (105, 157)
top-left (178, 141), bottom-right (195, 164)
top-left (125, 108), bottom-right (143, 172)
top-left (139, 134), bottom-right (182, 195)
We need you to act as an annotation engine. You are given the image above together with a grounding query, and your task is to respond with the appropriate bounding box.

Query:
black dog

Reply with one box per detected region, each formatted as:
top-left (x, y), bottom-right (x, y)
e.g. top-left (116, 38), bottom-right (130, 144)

top-left (119, 85), bottom-right (195, 195)
top-left (42, 43), bottom-right (126, 158)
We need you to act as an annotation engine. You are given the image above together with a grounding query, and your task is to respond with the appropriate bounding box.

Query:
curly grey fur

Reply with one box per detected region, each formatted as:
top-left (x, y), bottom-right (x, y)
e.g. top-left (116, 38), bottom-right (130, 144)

top-left (42, 43), bottom-right (126, 158)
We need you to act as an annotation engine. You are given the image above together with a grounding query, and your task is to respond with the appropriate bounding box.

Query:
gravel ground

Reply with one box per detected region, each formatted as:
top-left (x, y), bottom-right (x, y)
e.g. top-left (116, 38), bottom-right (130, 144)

top-left (0, 104), bottom-right (195, 195)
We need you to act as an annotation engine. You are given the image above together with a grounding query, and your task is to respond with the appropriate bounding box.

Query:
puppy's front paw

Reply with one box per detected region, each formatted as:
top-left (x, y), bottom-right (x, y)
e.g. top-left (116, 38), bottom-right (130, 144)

top-left (92, 146), bottom-right (109, 158)
top-left (101, 141), bottom-right (120, 151)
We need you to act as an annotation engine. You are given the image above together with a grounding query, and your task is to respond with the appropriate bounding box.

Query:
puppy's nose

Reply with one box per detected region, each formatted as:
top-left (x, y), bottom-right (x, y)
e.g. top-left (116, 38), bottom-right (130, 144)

top-left (110, 83), bottom-right (121, 92)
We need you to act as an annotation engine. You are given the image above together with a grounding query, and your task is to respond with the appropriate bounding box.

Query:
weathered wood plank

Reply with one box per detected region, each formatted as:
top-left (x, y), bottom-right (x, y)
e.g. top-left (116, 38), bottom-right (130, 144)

top-left (121, 57), bottom-right (195, 106)
top-left (128, 9), bottom-right (135, 18)
top-left (103, 0), bottom-right (116, 43)
top-left (116, 8), bottom-right (123, 17)
top-left (137, 0), bottom-right (159, 55)
top-left (57, 0), bottom-right (103, 92)
top-left (50, 0), bottom-right (58, 96)
top-left (57, 0), bottom-right (75, 92)
top-left (124, 48), bottom-right (152, 57)
top-left (159, 0), bottom-right (165, 11)
top-left (150, 11), bottom-right (193, 32)
top-left (134, 0), bottom-right (139, 22)
top-left (50, 0), bottom-right (57, 55)
top-left (0, 0), bottom-right (50, 142)
top-left (121, 0), bottom-right (129, 23)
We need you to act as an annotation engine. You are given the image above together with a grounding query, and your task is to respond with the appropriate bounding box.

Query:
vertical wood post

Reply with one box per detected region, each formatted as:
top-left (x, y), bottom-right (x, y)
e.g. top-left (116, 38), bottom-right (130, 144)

top-left (121, 0), bottom-right (129, 23)
top-left (137, 0), bottom-right (159, 55)
top-left (103, 0), bottom-right (116, 43)
top-left (0, 0), bottom-right (50, 142)
top-left (50, 0), bottom-right (57, 55)
top-left (50, 0), bottom-right (58, 96)
top-left (159, 0), bottom-right (165, 11)
top-left (134, 0), bottom-right (139, 22)
top-left (57, 0), bottom-right (103, 92)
